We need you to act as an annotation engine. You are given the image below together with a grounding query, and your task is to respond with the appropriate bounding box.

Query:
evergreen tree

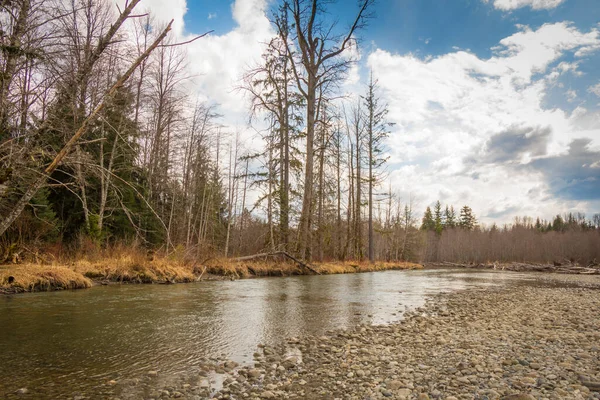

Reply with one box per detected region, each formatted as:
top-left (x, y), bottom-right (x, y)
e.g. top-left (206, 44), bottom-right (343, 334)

top-left (459, 205), bottom-right (477, 230)
top-left (552, 215), bottom-right (565, 232)
top-left (433, 200), bottom-right (443, 234)
top-left (444, 205), bottom-right (456, 228)
top-left (421, 206), bottom-right (436, 231)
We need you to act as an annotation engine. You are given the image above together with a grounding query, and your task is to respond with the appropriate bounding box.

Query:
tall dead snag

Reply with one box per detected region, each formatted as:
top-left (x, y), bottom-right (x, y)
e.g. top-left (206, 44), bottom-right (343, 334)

top-left (0, 14), bottom-right (173, 237)
top-left (286, 0), bottom-right (373, 261)
top-left (364, 72), bottom-right (391, 262)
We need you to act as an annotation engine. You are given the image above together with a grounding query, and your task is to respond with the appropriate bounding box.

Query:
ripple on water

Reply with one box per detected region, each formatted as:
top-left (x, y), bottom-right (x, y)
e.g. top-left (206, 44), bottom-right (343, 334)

top-left (0, 268), bottom-right (567, 398)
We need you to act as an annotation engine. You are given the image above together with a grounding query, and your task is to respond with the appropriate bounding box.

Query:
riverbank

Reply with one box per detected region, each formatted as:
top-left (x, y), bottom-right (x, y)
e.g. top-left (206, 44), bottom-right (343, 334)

top-left (0, 256), bottom-right (421, 294)
top-left (118, 274), bottom-right (600, 400)
top-left (428, 261), bottom-right (600, 275)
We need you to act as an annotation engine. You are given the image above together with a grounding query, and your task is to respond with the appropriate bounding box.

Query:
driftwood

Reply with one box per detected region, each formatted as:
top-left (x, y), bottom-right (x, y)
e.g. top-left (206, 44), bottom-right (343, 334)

top-left (196, 266), bottom-right (207, 281)
top-left (430, 261), bottom-right (600, 275)
top-left (232, 251), bottom-right (320, 274)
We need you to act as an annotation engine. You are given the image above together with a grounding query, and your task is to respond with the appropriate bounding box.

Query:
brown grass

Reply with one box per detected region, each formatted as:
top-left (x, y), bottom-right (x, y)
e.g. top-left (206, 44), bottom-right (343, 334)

top-left (203, 258), bottom-right (422, 278)
top-left (0, 264), bottom-right (92, 293)
top-left (71, 254), bottom-right (195, 284)
top-left (0, 247), bottom-right (422, 294)
top-left (314, 260), bottom-right (422, 274)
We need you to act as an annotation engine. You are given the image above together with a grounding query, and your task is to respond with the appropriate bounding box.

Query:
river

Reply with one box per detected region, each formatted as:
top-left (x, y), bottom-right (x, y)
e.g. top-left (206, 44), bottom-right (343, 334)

top-left (0, 268), bottom-right (533, 398)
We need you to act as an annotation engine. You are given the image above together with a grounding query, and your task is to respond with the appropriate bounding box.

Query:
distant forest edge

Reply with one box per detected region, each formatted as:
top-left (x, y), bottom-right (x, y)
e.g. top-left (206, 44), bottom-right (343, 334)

top-left (0, 0), bottom-right (599, 268)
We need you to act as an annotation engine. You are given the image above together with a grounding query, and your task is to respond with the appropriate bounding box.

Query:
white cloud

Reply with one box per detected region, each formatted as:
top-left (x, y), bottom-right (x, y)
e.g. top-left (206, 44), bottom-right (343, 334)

top-left (589, 82), bottom-right (600, 97)
top-left (183, 0), bottom-right (273, 116)
top-left (208, 12), bottom-right (217, 20)
top-left (368, 22), bottom-right (600, 223)
top-left (135, 0), bottom-right (273, 129)
top-left (486, 0), bottom-right (566, 11)
top-left (137, 0), bottom-right (187, 36)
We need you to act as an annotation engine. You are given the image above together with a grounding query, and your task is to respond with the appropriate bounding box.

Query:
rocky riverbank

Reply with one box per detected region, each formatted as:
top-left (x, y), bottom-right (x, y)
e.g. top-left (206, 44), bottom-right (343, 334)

top-left (428, 261), bottom-right (600, 275)
top-left (109, 274), bottom-right (600, 400)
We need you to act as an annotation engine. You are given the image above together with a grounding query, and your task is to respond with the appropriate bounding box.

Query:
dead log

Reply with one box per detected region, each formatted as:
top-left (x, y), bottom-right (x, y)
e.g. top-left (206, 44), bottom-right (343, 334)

top-left (232, 251), bottom-right (320, 274)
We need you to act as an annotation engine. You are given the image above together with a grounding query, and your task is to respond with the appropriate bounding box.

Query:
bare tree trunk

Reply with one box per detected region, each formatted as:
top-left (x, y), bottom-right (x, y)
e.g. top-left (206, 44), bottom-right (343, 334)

top-left (316, 113), bottom-right (326, 262)
top-left (238, 157), bottom-right (249, 252)
top-left (354, 108), bottom-right (362, 260)
top-left (335, 126), bottom-right (342, 260)
top-left (75, 145), bottom-right (91, 233)
top-left (98, 121), bottom-right (119, 233)
top-left (267, 144), bottom-right (275, 251)
top-left (224, 139), bottom-right (239, 257)
top-left (345, 142), bottom-right (354, 260)
top-left (297, 75), bottom-right (316, 260)
top-left (368, 103), bottom-right (374, 263)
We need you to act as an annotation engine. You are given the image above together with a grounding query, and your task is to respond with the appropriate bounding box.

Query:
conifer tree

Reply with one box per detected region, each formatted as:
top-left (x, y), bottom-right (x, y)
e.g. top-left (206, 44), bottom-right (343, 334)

top-left (433, 200), bottom-right (443, 234)
top-left (444, 205), bottom-right (457, 228)
top-left (459, 205), bottom-right (477, 230)
top-left (421, 206), bottom-right (436, 231)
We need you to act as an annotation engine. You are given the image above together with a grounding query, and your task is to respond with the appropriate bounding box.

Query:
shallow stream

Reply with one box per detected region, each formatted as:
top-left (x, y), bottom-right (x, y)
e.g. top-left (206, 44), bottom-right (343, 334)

top-left (0, 268), bottom-right (535, 398)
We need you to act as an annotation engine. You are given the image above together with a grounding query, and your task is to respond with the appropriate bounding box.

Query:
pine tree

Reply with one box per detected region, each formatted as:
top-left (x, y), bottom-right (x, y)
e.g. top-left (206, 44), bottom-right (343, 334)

top-left (421, 206), bottom-right (436, 231)
top-left (552, 215), bottom-right (564, 232)
top-left (444, 205), bottom-right (456, 228)
top-left (459, 205), bottom-right (477, 230)
top-left (433, 200), bottom-right (443, 234)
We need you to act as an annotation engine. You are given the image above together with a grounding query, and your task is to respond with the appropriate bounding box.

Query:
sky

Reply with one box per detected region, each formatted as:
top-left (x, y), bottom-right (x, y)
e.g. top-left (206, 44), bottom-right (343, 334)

top-left (133, 0), bottom-right (600, 225)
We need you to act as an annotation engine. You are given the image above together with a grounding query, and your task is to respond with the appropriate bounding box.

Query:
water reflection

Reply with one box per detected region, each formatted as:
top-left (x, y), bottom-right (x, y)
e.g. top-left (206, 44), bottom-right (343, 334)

top-left (0, 269), bottom-right (533, 397)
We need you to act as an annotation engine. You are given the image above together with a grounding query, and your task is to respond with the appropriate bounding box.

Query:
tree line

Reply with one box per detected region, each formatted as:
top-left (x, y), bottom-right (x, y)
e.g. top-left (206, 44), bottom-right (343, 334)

top-left (419, 203), bottom-right (600, 265)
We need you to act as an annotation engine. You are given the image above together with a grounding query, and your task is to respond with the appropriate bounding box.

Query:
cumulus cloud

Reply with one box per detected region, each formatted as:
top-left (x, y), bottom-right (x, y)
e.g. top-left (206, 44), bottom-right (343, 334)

top-left (486, 0), bottom-right (566, 11)
top-left (184, 0), bottom-right (273, 116)
top-left (135, 0), bottom-right (188, 37)
top-left (132, 0), bottom-right (273, 134)
top-left (589, 82), bottom-right (600, 97)
top-left (369, 22), bottom-right (600, 223)
top-left (529, 139), bottom-right (600, 200)
top-left (469, 125), bottom-right (551, 164)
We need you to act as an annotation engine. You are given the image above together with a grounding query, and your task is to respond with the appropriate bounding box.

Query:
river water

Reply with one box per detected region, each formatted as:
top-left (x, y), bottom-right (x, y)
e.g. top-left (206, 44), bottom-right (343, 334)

top-left (0, 269), bottom-right (533, 398)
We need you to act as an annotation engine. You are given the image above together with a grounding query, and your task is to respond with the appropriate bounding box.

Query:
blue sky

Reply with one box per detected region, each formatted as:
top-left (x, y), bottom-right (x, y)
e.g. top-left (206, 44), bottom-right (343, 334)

top-left (145, 0), bottom-right (600, 223)
top-left (188, 0), bottom-right (600, 111)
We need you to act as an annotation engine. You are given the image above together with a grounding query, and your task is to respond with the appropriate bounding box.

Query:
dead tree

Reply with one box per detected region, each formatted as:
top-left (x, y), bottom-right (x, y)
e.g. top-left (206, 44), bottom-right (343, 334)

top-left (285, 0), bottom-right (373, 261)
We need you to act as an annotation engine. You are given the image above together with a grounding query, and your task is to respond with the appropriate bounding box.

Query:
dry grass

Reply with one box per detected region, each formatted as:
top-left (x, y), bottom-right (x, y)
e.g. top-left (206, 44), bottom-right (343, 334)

top-left (315, 260), bottom-right (422, 274)
top-left (204, 259), bottom-right (304, 278)
top-left (72, 254), bottom-right (195, 284)
top-left (0, 248), bottom-right (422, 294)
top-left (0, 263), bottom-right (92, 293)
top-left (203, 258), bottom-right (422, 278)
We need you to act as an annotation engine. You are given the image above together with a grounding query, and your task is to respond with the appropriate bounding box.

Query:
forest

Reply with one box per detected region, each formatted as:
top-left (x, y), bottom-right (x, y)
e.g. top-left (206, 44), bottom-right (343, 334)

top-left (1, 0), bottom-right (599, 271)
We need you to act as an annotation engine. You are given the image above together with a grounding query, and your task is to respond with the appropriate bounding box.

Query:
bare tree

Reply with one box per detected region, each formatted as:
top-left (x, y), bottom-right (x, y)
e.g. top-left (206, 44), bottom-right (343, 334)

top-left (364, 72), bottom-right (391, 262)
top-left (285, 0), bottom-right (373, 261)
